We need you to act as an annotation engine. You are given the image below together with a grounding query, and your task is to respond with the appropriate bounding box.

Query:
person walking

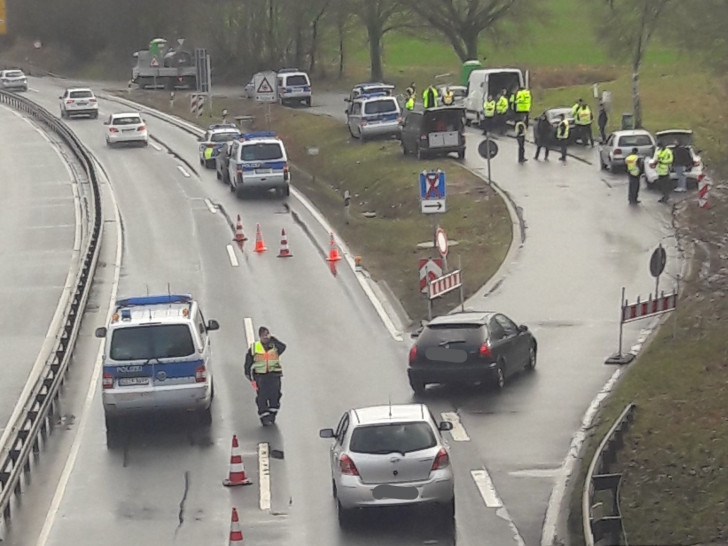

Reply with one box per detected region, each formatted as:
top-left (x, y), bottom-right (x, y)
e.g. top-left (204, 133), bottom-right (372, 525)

top-left (556, 113), bottom-right (570, 163)
top-left (482, 94), bottom-right (496, 135)
top-left (534, 113), bottom-right (552, 160)
top-left (495, 90), bottom-right (509, 134)
top-left (624, 147), bottom-right (643, 204)
top-left (244, 326), bottom-right (287, 426)
top-left (597, 102), bottom-right (608, 143)
top-left (656, 144), bottom-right (674, 203)
top-left (672, 139), bottom-right (692, 192)
top-left (422, 84), bottom-right (438, 109)
top-left (515, 119), bottom-right (527, 163)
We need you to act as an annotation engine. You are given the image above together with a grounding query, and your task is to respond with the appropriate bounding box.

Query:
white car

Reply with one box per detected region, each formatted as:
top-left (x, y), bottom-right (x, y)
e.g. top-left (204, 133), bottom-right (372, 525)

top-left (276, 68), bottom-right (312, 107)
top-left (644, 129), bottom-right (705, 188)
top-left (59, 88), bottom-right (99, 119)
top-left (0, 69), bottom-right (28, 92)
top-left (104, 112), bottom-right (148, 147)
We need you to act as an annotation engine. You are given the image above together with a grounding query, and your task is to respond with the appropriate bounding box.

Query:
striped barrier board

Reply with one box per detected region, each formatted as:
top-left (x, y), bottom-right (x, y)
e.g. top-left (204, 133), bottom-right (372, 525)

top-left (190, 94), bottom-right (205, 117)
top-left (428, 270), bottom-right (461, 300)
top-left (621, 291), bottom-right (677, 323)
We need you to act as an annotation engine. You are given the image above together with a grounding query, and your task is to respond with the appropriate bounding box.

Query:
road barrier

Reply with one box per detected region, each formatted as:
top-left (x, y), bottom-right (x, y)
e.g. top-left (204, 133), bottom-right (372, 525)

top-left (0, 91), bottom-right (102, 524)
top-left (582, 403), bottom-right (637, 546)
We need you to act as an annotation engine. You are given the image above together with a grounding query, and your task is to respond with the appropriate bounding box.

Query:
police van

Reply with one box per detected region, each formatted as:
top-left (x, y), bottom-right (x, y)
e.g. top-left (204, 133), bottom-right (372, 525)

top-left (226, 131), bottom-right (290, 198)
top-left (276, 68), bottom-right (312, 107)
top-left (198, 123), bottom-right (242, 169)
top-left (94, 295), bottom-right (220, 431)
top-left (346, 91), bottom-right (402, 142)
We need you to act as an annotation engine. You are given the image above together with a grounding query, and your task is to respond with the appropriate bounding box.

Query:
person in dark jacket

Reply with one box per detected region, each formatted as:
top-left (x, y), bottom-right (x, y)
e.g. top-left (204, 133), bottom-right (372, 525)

top-left (244, 326), bottom-right (287, 425)
top-left (534, 114), bottom-right (552, 160)
top-left (671, 140), bottom-right (692, 192)
top-left (597, 103), bottom-right (608, 143)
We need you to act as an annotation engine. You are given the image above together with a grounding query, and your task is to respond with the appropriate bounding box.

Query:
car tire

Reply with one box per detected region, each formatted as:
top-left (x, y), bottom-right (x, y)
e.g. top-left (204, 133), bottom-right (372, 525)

top-left (494, 362), bottom-right (506, 390)
top-left (142, 141), bottom-right (149, 147)
top-left (235, 184), bottom-right (244, 199)
top-left (409, 378), bottom-right (427, 395)
top-left (105, 414), bottom-right (119, 435)
top-left (91, 112), bottom-right (98, 119)
top-left (305, 97), bottom-right (312, 107)
top-left (337, 501), bottom-right (354, 528)
top-left (457, 150), bottom-right (465, 160)
top-left (284, 185), bottom-right (290, 197)
top-left (525, 344), bottom-right (537, 371)
top-left (465, 118), bottom-right (471, 127)
top-left (440, 498), bottom-right (455, 522)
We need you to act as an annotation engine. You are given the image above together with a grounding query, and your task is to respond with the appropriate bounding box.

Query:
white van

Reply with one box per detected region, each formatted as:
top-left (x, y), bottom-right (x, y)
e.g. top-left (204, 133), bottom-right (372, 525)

top-left (463, 68), bottom-right (526, 125)
top-left (277, 68), bottom-right (312, 107)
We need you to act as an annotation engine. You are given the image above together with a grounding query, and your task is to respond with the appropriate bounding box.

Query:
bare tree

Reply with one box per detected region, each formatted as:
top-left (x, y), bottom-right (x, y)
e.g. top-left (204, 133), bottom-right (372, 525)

top-left (662, 0), bottom-right (728, 72)
top-left (592, 0), bottom-right (672, 128)
top-left (308, 0), bottom-right (332, 73)
top-left (351, 0), bottom-right (410, 81)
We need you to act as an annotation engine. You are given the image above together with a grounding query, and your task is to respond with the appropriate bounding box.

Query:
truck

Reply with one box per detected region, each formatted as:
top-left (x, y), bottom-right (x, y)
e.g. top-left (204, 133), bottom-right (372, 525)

top-left (131, 38), bottom-right (197, 90)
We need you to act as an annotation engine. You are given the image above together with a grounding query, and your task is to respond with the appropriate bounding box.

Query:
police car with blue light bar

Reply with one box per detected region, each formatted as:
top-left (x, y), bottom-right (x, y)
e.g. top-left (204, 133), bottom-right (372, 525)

top-left (198, 123), bottom-right (242, 169)
top-left (226, 131), bottom-right (291, 198)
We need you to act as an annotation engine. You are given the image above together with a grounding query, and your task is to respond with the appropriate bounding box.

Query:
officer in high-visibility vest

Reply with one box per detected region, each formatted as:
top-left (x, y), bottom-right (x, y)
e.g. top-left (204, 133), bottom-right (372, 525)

top-left (405, 94), bottom-right (415, 111)
top-left (442, 87), bottom-right (454, 106)
top-left (624, 147), bottom-right (643, 204)
top-left (556, 113), bottom-right (570, 162)
top-left (575, 103), bottom-right (594, 146)
top-left (423, 85), bottom-right (438, 109)
top-left (515, 119), bottom-right (527, 163)
top-left (515, 86), bottom-right (532, 125)
top-left (482, 94), bottom-right (496, 135)
top-left (204, 146), bottom-right (215, 167)
top-left (244, 326), bottom-right (287, 426)
top-left (495, 90), bottom-right (509, 134)
top-left (406, 82), bottom-right (416, 98)
top-left (656, 144), bottom-right (674, 204)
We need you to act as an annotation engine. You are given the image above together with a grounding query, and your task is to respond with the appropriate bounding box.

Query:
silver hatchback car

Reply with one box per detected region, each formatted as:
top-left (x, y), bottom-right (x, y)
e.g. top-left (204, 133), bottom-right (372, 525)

top-left (319, 404), bottom-right (455, 526)
top-left (599, 129), bottom-right (656, 173)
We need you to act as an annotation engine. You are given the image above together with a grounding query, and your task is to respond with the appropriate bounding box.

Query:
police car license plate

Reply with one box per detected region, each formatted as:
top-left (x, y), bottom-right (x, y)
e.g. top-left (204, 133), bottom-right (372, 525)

top-left (119, 377), bottom-right (150, 386)
top-left (255, 168), bottom-right (272, 174)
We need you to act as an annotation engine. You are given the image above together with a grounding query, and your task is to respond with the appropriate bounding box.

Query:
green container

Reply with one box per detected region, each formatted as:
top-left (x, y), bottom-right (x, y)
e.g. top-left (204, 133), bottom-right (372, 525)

top-left (149, 38), bottom-right (167, 57)
top-left (621, 112), bottom-right (635, 130)
top-left (461, 60), bottom-right (482, 87)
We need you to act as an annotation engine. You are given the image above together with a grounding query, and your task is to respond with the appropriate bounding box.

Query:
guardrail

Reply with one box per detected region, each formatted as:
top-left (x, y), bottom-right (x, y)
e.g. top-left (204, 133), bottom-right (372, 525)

top-left (582, 402), bottom-right (637, 546)
top-left (0, 91), bottom-right (102, 523)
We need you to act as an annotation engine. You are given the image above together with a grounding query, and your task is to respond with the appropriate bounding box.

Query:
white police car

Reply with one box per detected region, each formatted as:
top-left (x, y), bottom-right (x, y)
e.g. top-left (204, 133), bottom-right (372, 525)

top-left (346, 92), bottom-right (402, 142)
top-left (198, 123), bottom-right (242, 169)
top-left (94, 295), bottom-right (220, 432)
top-left (226, 131), bottom-right (290, 198)
top-left (276, 68), bottom-right (312, 107)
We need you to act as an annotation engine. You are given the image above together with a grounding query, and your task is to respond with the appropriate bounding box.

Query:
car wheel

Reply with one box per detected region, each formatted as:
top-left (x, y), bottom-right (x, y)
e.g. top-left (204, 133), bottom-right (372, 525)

top-left (441, 498), bottom-right (455, 522)
top-left (494, 362), bottom-right (506, 390)
top-left (105, 414), bottom-right (119, 434)
top-left (465, 118), bottom-right (472, 127)
top-left (235, 185), bottom-right (244, 199)
top-left (91, 112), bottom-right (98, 119)
top-left (305, 97), bottom-right (312, 107)
top-left (457, 150), bottom-right (465, 160)
top-left (199, 405), bottom-right (213, 426)
top-left (525, 344), bottom-right (537, 371)
top-left (142, 141), bottom-right (149, 147)
top-left (337, 501), bottom-right (354, 528)
top-left (283, 185), bottom-right (290, 197)
top-left (331, 480), bottom-right (337, 498)
top-left (409, 378), bottom-right (426, 395)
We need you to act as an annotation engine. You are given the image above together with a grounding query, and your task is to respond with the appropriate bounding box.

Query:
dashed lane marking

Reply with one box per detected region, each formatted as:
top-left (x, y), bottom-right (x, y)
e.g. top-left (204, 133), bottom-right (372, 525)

top-left (177, 165), bottom-right (190, 178)
top-left (226, 244), bottom-right (239, 267)
top-left (259, 442), bottom-right (272, 511)
top-left (440, 412), bottom-right (470, 441)
top-left (150, 142), bottom-right (163, 151)
top-left (204, 198), bottom-right (217, 214)
top-left (471, 469), bottom-right (502, 508)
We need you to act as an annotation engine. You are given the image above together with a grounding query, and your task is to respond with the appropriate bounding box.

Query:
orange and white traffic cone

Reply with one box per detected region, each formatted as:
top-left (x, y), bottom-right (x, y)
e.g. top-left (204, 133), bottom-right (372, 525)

top-left (228, 507), bottom-right (244, 544)
top-left (327, 231), bottom-right (342, 262)
top-left (278, 228), bottom-right (293, 258)
top-left (222, 435), bottom-right (252, 487)
top-left (254, 223), bottom-right (267, 253)
top-left (234, 215), bottom-right (247, 243)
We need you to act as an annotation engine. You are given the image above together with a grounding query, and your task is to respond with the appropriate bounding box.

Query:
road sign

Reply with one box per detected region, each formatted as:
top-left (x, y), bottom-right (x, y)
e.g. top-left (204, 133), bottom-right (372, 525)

top-left (649, 245), bottom-right (666, 278)
top-left (435, 228), bottom-right (448, 257)
top-left (254, 71), bottom-right (277, 103)
top-left (150, 56), bottom-right (160, 68)
top-left (419, 258), bottom-right (443, 294)
top-left (428, 270), bottom-right (462, 300)
top-left (177, 38), bottom-right (185, 47)
top-left (419, 170), bottom-right (446, 214)
top-left (478, 139), bottom-right (499, 159)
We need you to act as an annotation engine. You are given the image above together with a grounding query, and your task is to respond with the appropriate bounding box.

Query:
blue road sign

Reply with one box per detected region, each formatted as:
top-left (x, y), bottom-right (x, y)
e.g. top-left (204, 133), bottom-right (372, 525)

top-left (419, 171), bottom-right (446, 200)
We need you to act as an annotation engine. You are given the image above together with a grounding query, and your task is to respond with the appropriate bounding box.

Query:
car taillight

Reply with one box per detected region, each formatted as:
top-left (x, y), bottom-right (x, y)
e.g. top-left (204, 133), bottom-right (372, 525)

top-left (479, 343), bottom-right (492, 359)
top-left (137, 125), bottom-right (146, 131)
top-left (614, 148), bottom-right (622, 156)
top-left (109, 127), bottom-right (119, 133)
top-left (66, 100), bottom-right (74, 104)
top-left (283, 165), bottom-right (290, 181)
top-left (431, 448), bottom-right (450, 471)
top-left (90, 98), bottom-right (97, 103)
top-left (698, 173), bottom-right (705, 182)
top-left (409, 345), bottom-right (417, 364)
top-left (360, 120), bottom-right (368, 126)
top-left (420, 134), bottom-right (427, 141)
top-left (102, 373), bottom-right (113, 389)
top-left (339, 454), bottom-right (359, 476)
top-left (195, 365), bottom-right (207, 383)
top-left (397, 115), bottom-right (402, 124)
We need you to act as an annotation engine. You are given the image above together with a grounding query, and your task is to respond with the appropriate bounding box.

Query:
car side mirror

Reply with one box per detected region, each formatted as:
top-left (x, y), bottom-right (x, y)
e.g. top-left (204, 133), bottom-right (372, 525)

top-left (207, 320), bottom-right (220, 331)
top-left (518, 324), bottom-right (529, 333)
top-left (438, 421), bottom-right (454, 432)
top-left (95, 327), bottom-right (107, 338)
top-left (197, 136), bottom-right (204, 141)
top-left (319, 428), bottom-right (335, 439)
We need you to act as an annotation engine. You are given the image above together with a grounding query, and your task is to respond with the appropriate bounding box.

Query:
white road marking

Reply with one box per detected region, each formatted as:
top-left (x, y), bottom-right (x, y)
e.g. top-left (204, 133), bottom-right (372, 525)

top-left (28, 87), bottom-right (39, 93)
top-left (37, 164), bottom-right (123, 546)
top-left (177, 165), bottom-right (190, 178)
top-left (440, 412), bottom-right (470, 441)
top-left (150, 142), bottom-right (162, 151)
top-left (226, 244), bottom-right (239, 267)
top-left (204, 197), bottom-right (217, 214)
top-left (471, 469), bottom-right (502, 508)
top-left (258, 442), bottom-right (272, 511)
top-left (244, 317), bottom-right (255, 348)
top-left (508, 468), bottom-right (561, 479)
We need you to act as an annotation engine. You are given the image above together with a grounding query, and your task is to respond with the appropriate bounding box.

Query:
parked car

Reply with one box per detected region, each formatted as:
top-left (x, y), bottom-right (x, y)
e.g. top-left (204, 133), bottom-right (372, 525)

top-left (346, 92), bottom-right (402, 142)
top-left (643, 129), bottom-right (705, 188)
top-left (345, 82), bottom-right (395, 114)
top-left (0, 69), bottom-right (28, 92)
top-left (197, 123), bottom-right (241, 168)
top-left (598, 129), bottom-right (656, 173)
top-left (407, 311), bottom-right (537, 393)
top-left (319, 403), bottom-right (455, 527)
top-left (538, 107), bottom-right (576, 144)
top-left (104, 112), bottom-right (148, 147)
top-left (216, 141), bottom-right (234, 184)
top-left (276, 68), bottom-right (312, 107)
top-left (400, 106), bottom-right (466, 160)
top-left (436, 85), bottom-right (467, 107)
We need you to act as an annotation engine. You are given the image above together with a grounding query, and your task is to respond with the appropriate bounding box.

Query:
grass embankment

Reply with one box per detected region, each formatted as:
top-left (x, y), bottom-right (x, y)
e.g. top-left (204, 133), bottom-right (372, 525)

top-left (121, 91), bottom-right (512, 323)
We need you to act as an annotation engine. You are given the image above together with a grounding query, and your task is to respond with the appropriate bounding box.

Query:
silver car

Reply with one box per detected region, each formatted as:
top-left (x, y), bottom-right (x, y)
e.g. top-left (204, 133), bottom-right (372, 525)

top-left (643, 129), bottom-right (705, 188)
top-left (599, 129), bottom-right (656, 173)
top-left (319, 403), bottom-right (455, 526)
top-left (0, 69), bottom-right (28, 92)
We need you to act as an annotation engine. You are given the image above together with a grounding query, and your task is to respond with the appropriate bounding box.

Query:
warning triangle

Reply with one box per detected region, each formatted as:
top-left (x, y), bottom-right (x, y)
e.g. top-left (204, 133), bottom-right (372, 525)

top-left (150, 57), bottom-right (160, 67)
top-left (257, 77), bottom-right (273, 94)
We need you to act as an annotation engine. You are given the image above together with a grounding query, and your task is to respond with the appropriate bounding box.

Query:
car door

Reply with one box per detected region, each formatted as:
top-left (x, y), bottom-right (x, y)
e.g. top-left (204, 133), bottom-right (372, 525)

top-left (601, 133), bottom-right (615, 164)
top-left (495, 314), bottom-right (528, 373)
top-left (348, 102), bottom-right (361, 134)
top-left (331, 412), bottom-right (350, 481)
top-left (227, 141), bottom-right (239, 184)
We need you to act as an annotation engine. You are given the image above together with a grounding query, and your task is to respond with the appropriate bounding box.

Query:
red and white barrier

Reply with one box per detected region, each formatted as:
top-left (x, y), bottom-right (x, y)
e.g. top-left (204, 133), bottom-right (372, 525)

top-left (621, 292), bottom-right (677, 323)
top-left (698, 177), bottom-right (710, 209)
top-left (428, 270), bottom-right (462, 300)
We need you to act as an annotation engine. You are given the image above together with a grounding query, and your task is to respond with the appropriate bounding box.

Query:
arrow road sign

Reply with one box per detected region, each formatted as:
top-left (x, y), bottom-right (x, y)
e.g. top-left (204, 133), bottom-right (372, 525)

top-left (421, 200), bottom-right (446, 214)
top-left (419, 170), bottom-right (447, 214)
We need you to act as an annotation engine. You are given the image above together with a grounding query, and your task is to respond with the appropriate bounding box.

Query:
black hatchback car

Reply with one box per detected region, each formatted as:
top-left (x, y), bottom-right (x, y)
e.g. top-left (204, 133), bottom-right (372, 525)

top-left (400, 106), bottom-right (466, 160)
top-left (407, 312), bottom-right (537, 393)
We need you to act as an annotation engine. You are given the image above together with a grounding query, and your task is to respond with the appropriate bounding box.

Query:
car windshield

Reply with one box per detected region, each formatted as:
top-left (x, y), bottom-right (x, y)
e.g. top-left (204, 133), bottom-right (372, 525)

top-left (364, 99), bottom-right (397, 115)
top-left (350, 422), bottom-right (436, 455)
top-left (211, 132), bottom-right (239, 142)
top-left (657, 133), bottom-right (693, 147)
top-left (285, 75), bottom-right (308, 86)
top-left (112, 116), bottom-right (142, 126)
top-left (109, 324), bottom-right (195, 361)
top-left (618, 134), bottom-right (653, 147)
top-left (5, 71), bottom-right (24, 78)
top-left (242, 142), bottom-right (283, 161)
top-left (70, 90), bottom-right (93, 98)
top-left (423, 111), bottom-right (463, 132)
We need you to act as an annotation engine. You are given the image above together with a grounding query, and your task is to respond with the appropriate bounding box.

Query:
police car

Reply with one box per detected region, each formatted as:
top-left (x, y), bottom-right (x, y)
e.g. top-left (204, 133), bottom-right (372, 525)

top-left (198, 123), bottom-right (242, 169)
top-left (346, 91), bottom-right (402, 142)
top-left (276, 68), bottom-right (312, 107)
top-left (226, 131), bottom-right (290, 198)
top-left (344, 82), bottom-right (395, 114)
top-left (94, 295), bottom-right (220, 432)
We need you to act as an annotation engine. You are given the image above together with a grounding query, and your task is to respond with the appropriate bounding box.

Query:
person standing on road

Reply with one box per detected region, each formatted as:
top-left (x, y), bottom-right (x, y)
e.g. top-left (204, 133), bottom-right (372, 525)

top-left (405, 94), bottom-right (415, 111)
top-left (656, 144), bottom-right (674, 204)
top-left (442, 86), bottom-right (454, 106)
top-left (515, 119), bottom-right (527, 163)
top-left (423, 84), bottom-right (438, 109)
top-left (672, 139), bottom-right (692, 192)
top-left (495, 90), bottom-right (509, 134)
top-left (556, 113), bottom-right (570, 163)
top-left (244, 326), bottom-right (287, 426)
top-left (534, 113), bottom-right (552, 161)
top-left (482, 94), bottom-right (496, 135)
top-left (406, 82), bottom-right (416, 98)
top-left (575, 102), bottom-right (594, 146)
top-left (598, 102), bottom-right (608, 143)
top-left (624, 147), bottom-right (643, 204)
top-left (515, 86), bottom-right (532, 125)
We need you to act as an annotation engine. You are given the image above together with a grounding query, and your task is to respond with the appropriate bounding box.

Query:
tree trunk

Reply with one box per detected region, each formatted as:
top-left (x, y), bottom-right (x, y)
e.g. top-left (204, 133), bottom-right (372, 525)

top-left (463, 28), bottom-right (479, 62)
top-left (309, 19), bottom-right (319, 73)
top-left (367, 25), bottom-right (384, 81)
top-left (631, 66), bottom-right (642, 129)
top-left (338, 23), bottom-right (345, 78)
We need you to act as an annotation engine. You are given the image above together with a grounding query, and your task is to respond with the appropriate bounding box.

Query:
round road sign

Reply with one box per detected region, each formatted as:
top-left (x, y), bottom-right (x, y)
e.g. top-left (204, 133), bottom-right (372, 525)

top-left (649, 245), bottom-right (667, 278)
top-left (435, 228), bottom-right (448, 257)
top-left (478, 138), bottom-right (499, 159)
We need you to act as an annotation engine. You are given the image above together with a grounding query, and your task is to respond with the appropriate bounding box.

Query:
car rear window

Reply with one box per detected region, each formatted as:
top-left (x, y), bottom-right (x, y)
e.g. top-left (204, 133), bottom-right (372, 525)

top-left (618, 134), bottom-right (653, 147)
top-left (211, 132), bottom-right (239, 142)
top-left (5, 71), bottom-right (24, 78)
top-left (350, 422), bottom-right (436, 454)
top-left (242, 142), bottom-right (283, 161)
top-left (364, 99), bottom-right (397, 115)
top-left (420, 323), bottom-right (485, 345)
top-left (657, 133), bottom-right (693, 147)
top-left (109, 324), bottom-right (195, 361)
top-left (424, 111), bottom-right (463, 133)
top-left (285, 75), bottom-right (309, 86)
top-left (112, 116), bottom-right (142, 126)
top-left (70, 90), bottom-right (93, 98)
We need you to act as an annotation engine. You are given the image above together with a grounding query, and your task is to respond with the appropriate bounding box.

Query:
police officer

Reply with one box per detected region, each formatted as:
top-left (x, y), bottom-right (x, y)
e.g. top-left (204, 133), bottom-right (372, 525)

top-left (534, 113), bottom-right (552, 161)
top-left (624, 147), bottom-right (642, 204)
top-left (442, 86), bottom-right (454, 106)
top-left (515, 119), bottom-right (527, 163)
top-left (656, 144), bottom-right (674, 204)
top-left (556, 113), bottom-right (570, 162)
top-left (423, 84), bottom-right (438, 109)
top-left (482, 94), bottom-right (496, 135)
top-left (575, 102), bottom-right (594, 146)
top-left (204, 146), bottom-right (215, 167)
top-left (598, 102), bottom-right (608, 144)
top-left (244, 326), bottom-right (287, 426)
top-left (495, 90), bottom-right (509, 134)
top-left (515, 86), bottom-right (532, 125)
top-left (405, 94), bottom-right (415, 111)
top-left (405, 82), bottom-right (416, 98)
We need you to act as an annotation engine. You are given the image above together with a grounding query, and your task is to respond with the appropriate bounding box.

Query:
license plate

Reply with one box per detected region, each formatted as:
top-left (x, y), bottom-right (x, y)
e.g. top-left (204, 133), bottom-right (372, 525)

top-left (118, 377), bottom-right (150, 386)
top-left (122, 128), bottom-right (134, 132)
top-left (255, 168), bottom-right (272, 174)
top-left (77, 101), bottom-right (87, 106)
top-left (373, 484), bottom-right (418, 500)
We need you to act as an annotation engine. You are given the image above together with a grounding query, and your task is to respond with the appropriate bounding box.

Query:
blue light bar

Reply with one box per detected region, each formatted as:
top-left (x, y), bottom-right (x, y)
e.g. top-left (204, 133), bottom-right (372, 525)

top-left (360, 91), bottom-right (389, 98)
top-left (243, 131), bottom-right (276, 140)
top-left (209, 123), bottom-right (238, 130)
top-left (115, 295), bottom-right (192, 308)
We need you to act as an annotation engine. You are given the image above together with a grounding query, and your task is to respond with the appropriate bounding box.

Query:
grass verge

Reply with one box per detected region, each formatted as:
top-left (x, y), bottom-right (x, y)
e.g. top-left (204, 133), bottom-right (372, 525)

top-left (118, 90), bottom-right (512, 323)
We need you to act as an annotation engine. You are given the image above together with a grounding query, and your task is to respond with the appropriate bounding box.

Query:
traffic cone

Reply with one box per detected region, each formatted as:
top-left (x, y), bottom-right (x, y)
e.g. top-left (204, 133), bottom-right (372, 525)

top-left (228, 507), bottom-right (244, 544)
top-left (326, 232), bottom-right (342, 262)
top-left (254, 223), bottom-right (267, 253)
top-left (222, 435), bottom-right (252, 487)
top-left (277, 228), bottom-right (293, 258)
top-left (234, 215), bottom-right (247, 243)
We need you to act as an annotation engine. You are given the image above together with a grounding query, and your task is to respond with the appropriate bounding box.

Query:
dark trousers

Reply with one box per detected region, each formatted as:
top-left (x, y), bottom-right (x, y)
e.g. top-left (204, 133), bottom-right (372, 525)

top-left (577, 124), bottom-right (593, 146)
top-left (254, 372), bottom-right (282, 416)
top-left (558, 140), bottom-right (568, 161)
top-left (658, 174), bottom-right (672, 202)
top-left (481, 116), bottom-right (494, 134)
top-left (535, 143), bottom-right (549, 159)
top-left (517, 135), bottom-right (525, 162)
top-left (496, 114), bottom-right (507, 134)
top-left (598, 123), bottom-right (607, 143)
top-left (628, 175), bottom-right (640, 203)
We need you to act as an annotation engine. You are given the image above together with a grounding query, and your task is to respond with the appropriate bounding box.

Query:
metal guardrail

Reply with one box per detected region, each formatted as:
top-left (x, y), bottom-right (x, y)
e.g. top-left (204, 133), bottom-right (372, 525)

top-left (582, 402), bottom-right (637, 546)
top-left (0, 91), bottom-right (102, 522)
